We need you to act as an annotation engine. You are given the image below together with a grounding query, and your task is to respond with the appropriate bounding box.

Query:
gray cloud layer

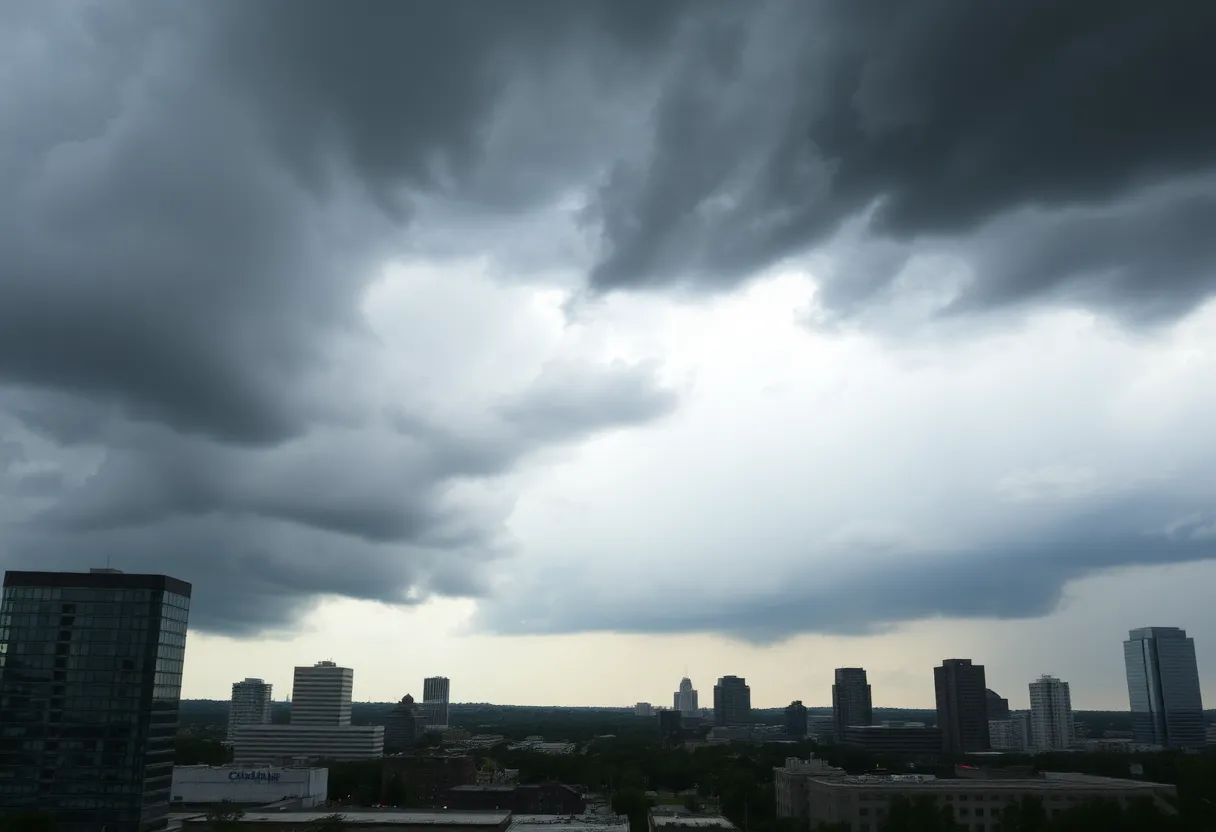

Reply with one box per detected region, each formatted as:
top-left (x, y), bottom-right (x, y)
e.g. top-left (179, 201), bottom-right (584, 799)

top-left (1, 0), bottom-right (1214, 637)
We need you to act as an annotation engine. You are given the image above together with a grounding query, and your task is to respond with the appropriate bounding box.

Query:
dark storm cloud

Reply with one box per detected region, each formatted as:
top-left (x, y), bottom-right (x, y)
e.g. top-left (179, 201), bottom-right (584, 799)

top-left (0, 0), bottom-right (686, 633)
top-left (589, 0), bottom-right (1216, 320)
top-left (480, 492), bottom-right (1216, 642)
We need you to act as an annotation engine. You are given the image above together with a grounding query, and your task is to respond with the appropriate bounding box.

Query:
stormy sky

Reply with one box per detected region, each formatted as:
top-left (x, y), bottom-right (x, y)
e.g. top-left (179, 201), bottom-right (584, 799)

top-left (2, 0), bottom-right (1215, 708)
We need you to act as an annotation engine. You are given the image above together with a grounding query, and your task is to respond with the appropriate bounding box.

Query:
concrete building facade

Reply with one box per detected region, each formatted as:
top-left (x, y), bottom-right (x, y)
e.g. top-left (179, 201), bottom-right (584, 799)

top-left (673, 677), bottom-right (698, 716)
top-left (228, 678), bottom-right (273, 743)
top-left (1029, 675), bottom-right (1074, 751)
top-left (989, 712), bottom-right (1031, 752)
top-left (230, 725), bottom-right (384, 765)
top-left (291, 661), bottom-right (352, 726)
top-left (170, 766), bottom-right (328, 808)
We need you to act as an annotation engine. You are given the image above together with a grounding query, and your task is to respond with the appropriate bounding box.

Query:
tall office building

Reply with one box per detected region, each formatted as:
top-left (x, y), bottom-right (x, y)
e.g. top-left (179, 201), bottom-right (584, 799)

top-left (292, 661), bottom-right (353, 725)
top-left (934, 659), bottom-right (990, 755)
top-left (1123, 626), bottom-right (1205, 748)
top-left (0, 569), bottom-right (191, 832)
top-left (673, 677), bottom-right (699, 715)
top-left (785, 700), bottom-right (808, 738)
top-left (713, 675), bottom-right (751, 726)
top-left (832, 668), bottom-right (874, 738)
top-left (423, 676), bottom-right (451, 729)
top-left (227, 677), bottom-right (273, 743)
top-left (232, 660), bottom-right (381, 764)
top-left (1029, 675), bottom-right (1074, 751)
top-left (385, 695), bottom-right (420, 750)
top-left (985, 688), bottom-right (1010, 721)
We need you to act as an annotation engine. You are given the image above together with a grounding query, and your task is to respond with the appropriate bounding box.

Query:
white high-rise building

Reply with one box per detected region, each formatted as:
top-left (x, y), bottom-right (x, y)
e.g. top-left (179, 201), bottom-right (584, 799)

top-left (232, 660), bottom-right (381, 764)
top-left (989, 712), bottom-right (1031, 752)
top-left (291, 661), bottom-right (353, 726)
top-left (227, 677), bottom-right (273, 742)
top-left (423, 676), bottom-right (450, 729)
top-left (673, 677), bottom-right (699, 716)
top-left (1029, 675), bottom-right (1074, 751)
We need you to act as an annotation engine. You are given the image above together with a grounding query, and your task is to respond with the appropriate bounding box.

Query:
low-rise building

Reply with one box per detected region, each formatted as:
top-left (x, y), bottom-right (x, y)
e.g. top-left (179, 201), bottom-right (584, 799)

top-left (231, 725), bottom-right (384, 765)
top-left (785, 772), bottom-right (1175, 831)
top-left (647, 809), bottom-right (737, 832)
top-left (989, 713), bottom-right (1031, 752)
top-left (170, 766), bottom-right (328, 809)
top-left (774, 757), bottom-right (847, 818)
top-left (508, 816), bottom-right (628, 832)
top-left (182, 810), bottom-right (511, 832)
top-left (382, 755), bottom-right (477, 806)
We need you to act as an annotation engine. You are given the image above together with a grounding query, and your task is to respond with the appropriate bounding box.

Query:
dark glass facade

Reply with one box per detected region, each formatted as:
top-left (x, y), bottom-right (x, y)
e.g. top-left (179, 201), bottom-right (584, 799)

top-left (934, 658), bottom-right (991, 755)
top-left (0, 570), bottom-right (191, 832)
top-left (1124, 626), bottom-right (1206, 748)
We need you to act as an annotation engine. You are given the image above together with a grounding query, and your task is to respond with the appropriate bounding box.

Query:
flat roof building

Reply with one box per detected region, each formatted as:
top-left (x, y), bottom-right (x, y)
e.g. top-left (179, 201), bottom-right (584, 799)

top-left (170, 766), bottom-right (327, 809)
top-left (779, 771), bottom-right (1175, 831)
top-left (231, 724), bottom-right (383, 765)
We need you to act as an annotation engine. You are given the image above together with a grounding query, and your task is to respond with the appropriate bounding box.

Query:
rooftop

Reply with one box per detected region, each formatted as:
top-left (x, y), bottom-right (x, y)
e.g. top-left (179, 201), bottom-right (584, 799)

top-left (811, 772), bottom-right (1171, 792)
top-left (194, 811), bottom-right (511, 826)
top-left (649, 816), bottom-right (737, 830)
top-left (508, 816), bottom-right (628, 832)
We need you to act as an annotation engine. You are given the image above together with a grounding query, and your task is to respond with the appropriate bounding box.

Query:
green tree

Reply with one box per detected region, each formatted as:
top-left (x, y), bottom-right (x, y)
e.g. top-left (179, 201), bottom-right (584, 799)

top-left (1001, 796), bottom-right (1048, 832)
top-left (0, 812), bottom-right (58, 832)
top-left (612, 787), bottom-right (655, 832)
top-left (204, 801), bottom-right (244, 832)
top-left (305, 814), bottom-right (346, 832)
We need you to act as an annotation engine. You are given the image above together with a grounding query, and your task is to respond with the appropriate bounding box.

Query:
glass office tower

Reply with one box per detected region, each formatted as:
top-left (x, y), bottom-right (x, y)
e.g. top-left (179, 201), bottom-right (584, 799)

top-left (1124, 626), bottom-right (1205, 748)
top-left (0, 569), bottom-right (191, 832)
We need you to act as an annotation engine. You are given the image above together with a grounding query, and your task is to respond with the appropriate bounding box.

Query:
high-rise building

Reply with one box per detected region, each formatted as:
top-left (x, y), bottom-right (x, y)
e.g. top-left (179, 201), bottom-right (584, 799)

top-left (832, 668), bottom-right (873, 738)
top-left (385, 695), bottom-right (420, 750)
top-left (227, 677), bottom-right (273, 743)
top-left (713, 675), bottom-right (751, 726)
top-left (673, 677), bottom-right (699, 715)
top-left (1123, 626), bottom-right (1205, 748)
top-left (985, 688), bottom-right (1010, 721)
top-left (934, 659), bottom-right (990, 755)
top-left (423, 676), bottom-right (451, 728)
top-left (785, 701), bottom-right (808, 738)
top-left (635, 702), bottom-right (654, 717)
top-left (232, 660), bottom-right (382, 764)
top-left (292, 661), bottom-right (353, 725)
top-left (1029, 675), bottom-right (1074, 750)
top-left (657, 709), bottom-right (683, 743)
top-left (0, 569), bottom-right (191, 832)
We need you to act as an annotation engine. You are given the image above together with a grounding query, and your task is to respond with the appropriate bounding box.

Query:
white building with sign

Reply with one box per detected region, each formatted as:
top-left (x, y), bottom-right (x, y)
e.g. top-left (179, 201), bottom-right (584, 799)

top-left (171, 766), bottom-right (328, 807)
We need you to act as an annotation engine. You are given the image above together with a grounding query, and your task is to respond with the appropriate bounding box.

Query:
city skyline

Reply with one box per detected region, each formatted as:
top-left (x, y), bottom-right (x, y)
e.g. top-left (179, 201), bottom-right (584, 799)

top-left (3, 3), bottom-right (1216, 718)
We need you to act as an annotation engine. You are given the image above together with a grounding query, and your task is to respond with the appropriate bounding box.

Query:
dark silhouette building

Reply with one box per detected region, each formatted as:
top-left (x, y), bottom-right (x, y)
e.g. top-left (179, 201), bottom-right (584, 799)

top-left (713, 675), bottom-right (751, 726)
top-left (832, 668), bottom-right (873, 738)
top-left (935, 659), bottom-right (991, 755)
top-left (382, 754), bottom-right (476, 805)
top-left (0, 569), bottom-right (192, 832)
top-left (841, 725), bottom-right (943, 759)
top-left (385, 694), bottom-right (421, 750)
top-left (784, 700), bottom-right (808, 738)
top-left (986, 689), bottom-right (1010, 721)
top-left (657, 709), bottom-right (683, 743)
top-left (444, 783), bottom-right (585, 814)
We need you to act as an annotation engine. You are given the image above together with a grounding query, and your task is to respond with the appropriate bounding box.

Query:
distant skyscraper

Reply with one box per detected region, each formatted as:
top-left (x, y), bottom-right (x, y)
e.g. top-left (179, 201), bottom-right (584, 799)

top-left (385, 694), bottom-right (420, 749)
top-left (832, 668), bottom-right (874, 738)
top-left (0, 568), bottom-right (191, 832)
top-left (228, 677), bottom-right (273, 743)
top-left (674, 677), bottom-right (699, 715)
top-left (986, 688), bottom-right (1010, 721)
top-left (292, 661), bottom-right (353, 725)
top-left (713, 675), bottom-right (751, 726)
top-left (1123, 627), bottom-right (1205, 748)
top-left (423, 676), bottom-right (451, 728)
top-left (635, 702), bottom-right (654, 717)
top-left (658, 709), bottom-right (683, 743)
top-left (785, 700), bottom-right (808, 738)
top-left (934, 659), bottom-right (990, 755)
top-left (1029, 675), bottom-right (1074, 751)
